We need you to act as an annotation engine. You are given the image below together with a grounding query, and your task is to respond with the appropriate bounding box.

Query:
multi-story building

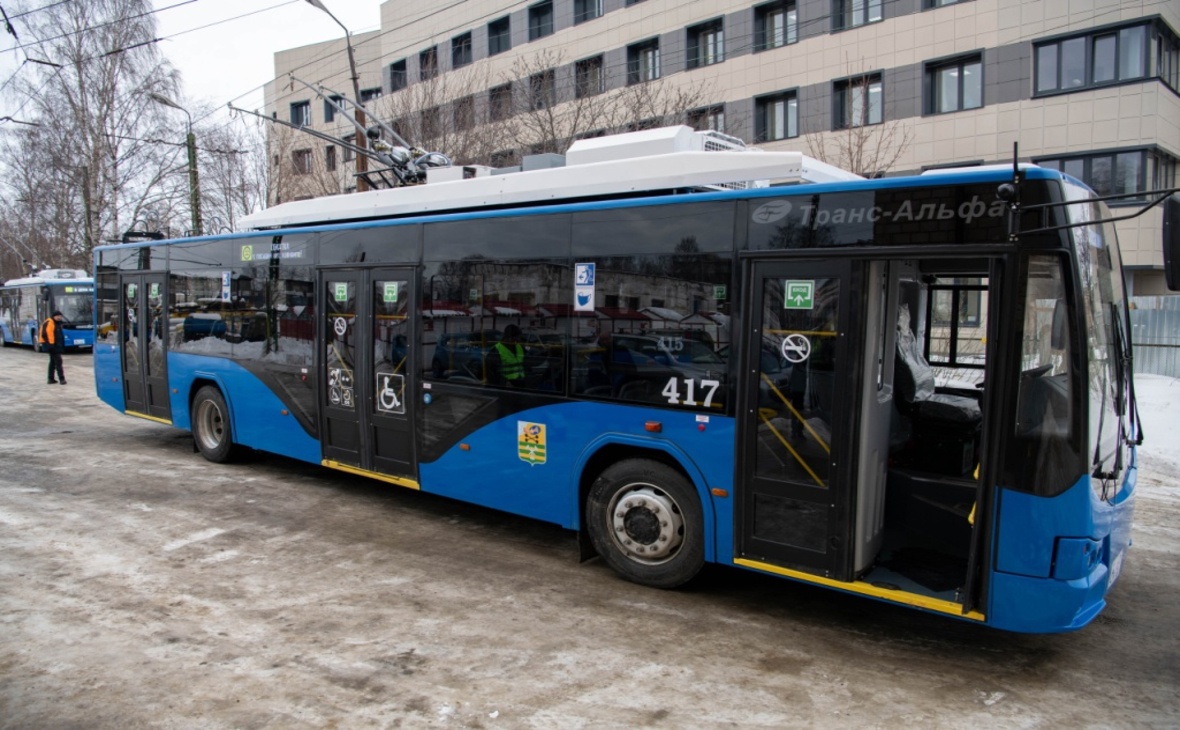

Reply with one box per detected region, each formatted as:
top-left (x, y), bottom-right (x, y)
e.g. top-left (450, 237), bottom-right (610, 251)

top-left (265, 0), bottom-right (1179, 293)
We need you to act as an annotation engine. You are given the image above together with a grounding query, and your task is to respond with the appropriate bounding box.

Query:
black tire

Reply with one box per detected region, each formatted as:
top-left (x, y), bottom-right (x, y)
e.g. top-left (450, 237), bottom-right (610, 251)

top-left (586, 458), bottom-right (705, 589)
top-left (191, 386), bottom-right (236, 463)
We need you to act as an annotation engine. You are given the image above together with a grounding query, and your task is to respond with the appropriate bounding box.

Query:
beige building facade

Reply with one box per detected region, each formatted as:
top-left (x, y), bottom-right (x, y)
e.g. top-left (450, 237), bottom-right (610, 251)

top-left (266, 0), bottom-right (1180, 293)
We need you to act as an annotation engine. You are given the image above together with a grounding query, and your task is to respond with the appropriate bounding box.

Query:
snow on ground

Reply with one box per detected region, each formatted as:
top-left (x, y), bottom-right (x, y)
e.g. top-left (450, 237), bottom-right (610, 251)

top-left (1134, 373), bottom-right (1180, 489)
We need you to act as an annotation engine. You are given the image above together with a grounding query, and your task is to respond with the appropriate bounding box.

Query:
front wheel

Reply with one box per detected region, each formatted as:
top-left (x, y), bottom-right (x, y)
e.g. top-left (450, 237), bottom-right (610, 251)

top-left (586, 459), bottom-right (705, 589)
top-left (192, 386), bottom-right (236, 463)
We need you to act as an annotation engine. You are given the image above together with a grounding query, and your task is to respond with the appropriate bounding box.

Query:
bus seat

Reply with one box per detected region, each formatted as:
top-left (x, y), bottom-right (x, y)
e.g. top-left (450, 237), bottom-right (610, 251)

top-left (894, 304), bottom-right (982, 431)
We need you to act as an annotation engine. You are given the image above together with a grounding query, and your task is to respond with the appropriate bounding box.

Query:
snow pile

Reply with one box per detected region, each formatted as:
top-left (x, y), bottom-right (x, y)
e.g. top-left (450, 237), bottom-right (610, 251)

top-left (1135, 374), bottom-right (1180, 481)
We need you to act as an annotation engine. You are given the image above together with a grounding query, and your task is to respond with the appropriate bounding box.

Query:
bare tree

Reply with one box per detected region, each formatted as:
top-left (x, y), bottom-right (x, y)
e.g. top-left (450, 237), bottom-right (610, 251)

top-left (0, 0), bottom-right (183, 269)
top-left (370, 63), bottom-right (505, 167)
top-left (805, 61), bottom-right (912, 177)
top-left (262, 48), bottom-right (718, 194)
top-left (502, 49), bottom-right (715, 158)
top-left (199, 117), bottom-right (268, 232)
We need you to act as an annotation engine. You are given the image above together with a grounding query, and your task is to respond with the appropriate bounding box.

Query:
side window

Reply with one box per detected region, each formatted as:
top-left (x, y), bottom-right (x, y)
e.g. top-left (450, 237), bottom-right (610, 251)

top-left (169, 236), bottom-right (315, 365)
top-left (421, 214), bottom-right (572, 395)
top-left (571, 202), bottom-right (735, 412)
top-left (421, 259), bottom-right (570, 394)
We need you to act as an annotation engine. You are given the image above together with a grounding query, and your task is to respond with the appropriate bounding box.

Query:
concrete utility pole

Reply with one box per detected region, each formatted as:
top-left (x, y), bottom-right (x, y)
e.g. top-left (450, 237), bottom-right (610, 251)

top-left (148, 93), bottom-right (203, 235)
top-left (305, 0), bottom-right (369, 193)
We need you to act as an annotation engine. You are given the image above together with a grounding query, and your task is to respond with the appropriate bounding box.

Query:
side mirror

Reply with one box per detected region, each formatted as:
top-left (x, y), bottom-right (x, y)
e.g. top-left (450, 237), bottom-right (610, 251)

top-left (1165, 194), bottom-right (1180, 291)
top-left (1051, 298), bottom-right (1067, 350)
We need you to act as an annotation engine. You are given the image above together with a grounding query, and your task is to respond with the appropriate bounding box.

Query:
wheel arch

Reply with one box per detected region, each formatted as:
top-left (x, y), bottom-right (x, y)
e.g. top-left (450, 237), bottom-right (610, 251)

top-left (574, 437), bottom-right (716, 564)
top-left (187, 374), bottom-right (237, 445)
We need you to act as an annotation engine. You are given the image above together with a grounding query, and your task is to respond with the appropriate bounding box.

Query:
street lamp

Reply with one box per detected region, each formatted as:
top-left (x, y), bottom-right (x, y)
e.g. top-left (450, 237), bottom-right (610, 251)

top-left (304, 0), bottom-right (369, 192)
top-left (148, 92), bottom-right (203, 235)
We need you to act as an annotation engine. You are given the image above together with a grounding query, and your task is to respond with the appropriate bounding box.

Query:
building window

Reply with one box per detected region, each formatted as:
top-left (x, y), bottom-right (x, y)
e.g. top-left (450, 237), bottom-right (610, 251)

top-left (488, 16), bottom-right (511, 55)
top-left (419, 46), bottom-right (438, 81)
top-left (454, 95), bottom-right (475, 131)
top-left (325, 145), bottom-right (337, 172)
top-left (341, 134), bottom-right (354, 162)
top-left (1036, 149), bottom-right (1149, 197)
top-left (687, 19), bottom-right (724, 69)
top-left (575, 0), bottom-right (602, 24)
top-left (1157, 31), bottom-right (1179, 91)
top-left (529, 1), bottom-right (554, 41)
top-left (360, 88), bottom-right (382, 104)
top-left (628, 38), bottom-right (661, 84)
top-left (925, 0), bottom-right (970, 7)
top-left (755, 1), bottom-right (796, 51)
top-left (833, 0), bottom-right (882, 31)
top-left (1034, 24), bottom-right (1148, 94)
top-left (1153, 152), bottom-right (1177, 191)
top-left (292, 149), bottom-right (312, 175)
top-left (451, 32), bottom-right (472, 69)
top-left (530, 70), bottom-right (556, 110)
top-left (926, 55), bottom-right (982, 114)
top-left (390, 60), bottom-right (407, 92)
top-left (755, 91), bottom-right (798, 140)
top-left (834, 74), bottom-right (882, 128)
top-left (323, 95), bottom-right (342, 123)
top-left (290, 101), bottom-right (310, 126)
top-left (576, 55), bottom-right (604, 98)
top-left (688, 105), bottom-right (726, 132)
top-left (489, 83), bottom-right (513, 121)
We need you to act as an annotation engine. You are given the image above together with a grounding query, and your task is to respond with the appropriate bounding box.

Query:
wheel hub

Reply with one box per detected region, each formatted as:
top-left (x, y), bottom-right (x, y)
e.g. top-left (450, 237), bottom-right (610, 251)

top-left (610, 486), bottom-right (684, 563)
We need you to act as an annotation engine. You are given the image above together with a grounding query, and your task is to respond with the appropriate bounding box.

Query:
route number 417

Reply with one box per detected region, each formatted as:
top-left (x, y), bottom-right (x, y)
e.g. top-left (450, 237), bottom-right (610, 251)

top-left (661, 377), bottom-right (721, 407)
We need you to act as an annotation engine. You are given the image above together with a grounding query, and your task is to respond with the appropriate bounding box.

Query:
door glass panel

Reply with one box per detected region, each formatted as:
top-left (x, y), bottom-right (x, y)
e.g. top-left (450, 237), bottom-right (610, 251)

top-left (147, 280), bottom-right (165, 376)
top-left (373, 278), bottom-right (409, 416)
top-left (123, 283), bottom-right (139, 373)
top-left (754, 277), bottom-right (840, 488)
top-left (325, 279), bottom-right (358, 411)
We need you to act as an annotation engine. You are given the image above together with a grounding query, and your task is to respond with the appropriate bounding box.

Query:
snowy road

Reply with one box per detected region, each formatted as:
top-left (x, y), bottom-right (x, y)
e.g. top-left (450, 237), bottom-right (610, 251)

top-left (1, 349), bottom-right (1178, 728)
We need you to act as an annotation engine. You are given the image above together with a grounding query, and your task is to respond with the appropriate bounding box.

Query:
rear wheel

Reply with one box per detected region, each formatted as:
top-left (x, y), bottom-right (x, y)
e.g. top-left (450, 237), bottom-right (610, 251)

top-left (192, 386), bottom-right (235, 463)
top-left (586, 459), bottom-right (705, 588)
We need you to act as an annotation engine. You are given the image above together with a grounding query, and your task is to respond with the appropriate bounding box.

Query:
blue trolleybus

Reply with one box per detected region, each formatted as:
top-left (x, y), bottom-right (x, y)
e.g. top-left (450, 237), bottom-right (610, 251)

top-left (93, 126), bottom-right (1170, 633)
top-left (1, 269), bottom-right (95, 350)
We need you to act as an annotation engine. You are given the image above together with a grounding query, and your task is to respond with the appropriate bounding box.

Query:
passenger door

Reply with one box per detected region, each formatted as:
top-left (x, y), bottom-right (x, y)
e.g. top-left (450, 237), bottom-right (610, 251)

top-left (737, 260), bottom-right (856, 580)
top-left (120, 273), bottom-right (172, 421)
top-left (319, 268), bottom-right (416, 484)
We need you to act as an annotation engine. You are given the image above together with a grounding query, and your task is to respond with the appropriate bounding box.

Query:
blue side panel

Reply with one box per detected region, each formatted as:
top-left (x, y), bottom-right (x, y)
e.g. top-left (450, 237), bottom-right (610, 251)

top-left (988, 567), bottom-right (1108, 633)
top-left (17, 319), bottom-right (37, 346)
top-left (62, 327), bottom-right (94, 349)
top-left (990, 453), bottom-right (1137, 632)
top-left (166, 352), bottom-right (322, 464)
top-left (418, 401), bottom-right (734, 561)
top-left (93, 340), bottom-right (124, 411)
top-left (0, 321), bottom-right (10, 344)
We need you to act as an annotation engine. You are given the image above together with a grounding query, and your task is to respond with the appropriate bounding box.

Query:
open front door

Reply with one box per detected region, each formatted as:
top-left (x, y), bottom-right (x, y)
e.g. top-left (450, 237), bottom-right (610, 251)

top-left (120, 273), bottom-right (171, 421)
top-left (319, 268), bottom-right (416, 486)
top-left (738, 260), bottom-right (857, 580)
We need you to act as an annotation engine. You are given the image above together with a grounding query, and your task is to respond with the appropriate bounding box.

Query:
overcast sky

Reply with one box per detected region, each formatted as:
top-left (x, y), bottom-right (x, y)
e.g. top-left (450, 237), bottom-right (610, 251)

top-left (0, 0), bottom-right (380, 124)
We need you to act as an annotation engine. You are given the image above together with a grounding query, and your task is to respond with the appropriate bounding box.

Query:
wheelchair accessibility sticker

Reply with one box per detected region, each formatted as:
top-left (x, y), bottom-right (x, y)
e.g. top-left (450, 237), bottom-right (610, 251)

top-left (376, 372), bottom-right (405, 414)
top-left (518, 421), bottom-right (547, 466)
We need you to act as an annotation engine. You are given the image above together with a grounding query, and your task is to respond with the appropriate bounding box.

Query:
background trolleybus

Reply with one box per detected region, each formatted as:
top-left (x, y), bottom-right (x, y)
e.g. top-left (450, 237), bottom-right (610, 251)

top-left (93, 126), bottom-right (1168, 633)
top-left (1, 269), bottom-right (95, 350)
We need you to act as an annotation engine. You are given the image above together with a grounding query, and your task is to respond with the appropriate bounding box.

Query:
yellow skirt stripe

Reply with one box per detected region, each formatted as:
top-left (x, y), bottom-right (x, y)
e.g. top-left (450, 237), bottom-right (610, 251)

top-left (734, 557), bottom-right (986, 621)
top-left (322, 460), bottom-right (420, 490)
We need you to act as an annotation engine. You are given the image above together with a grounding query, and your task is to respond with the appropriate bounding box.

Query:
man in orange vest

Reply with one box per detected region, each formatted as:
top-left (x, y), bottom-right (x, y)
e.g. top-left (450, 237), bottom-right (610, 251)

top-left (40, 310), bottom-right (66, 385)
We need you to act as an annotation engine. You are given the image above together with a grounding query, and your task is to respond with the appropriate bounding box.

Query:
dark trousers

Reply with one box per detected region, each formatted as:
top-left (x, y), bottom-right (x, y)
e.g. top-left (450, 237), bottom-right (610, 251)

top-left (47, 350), bottom-right (64, 382)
